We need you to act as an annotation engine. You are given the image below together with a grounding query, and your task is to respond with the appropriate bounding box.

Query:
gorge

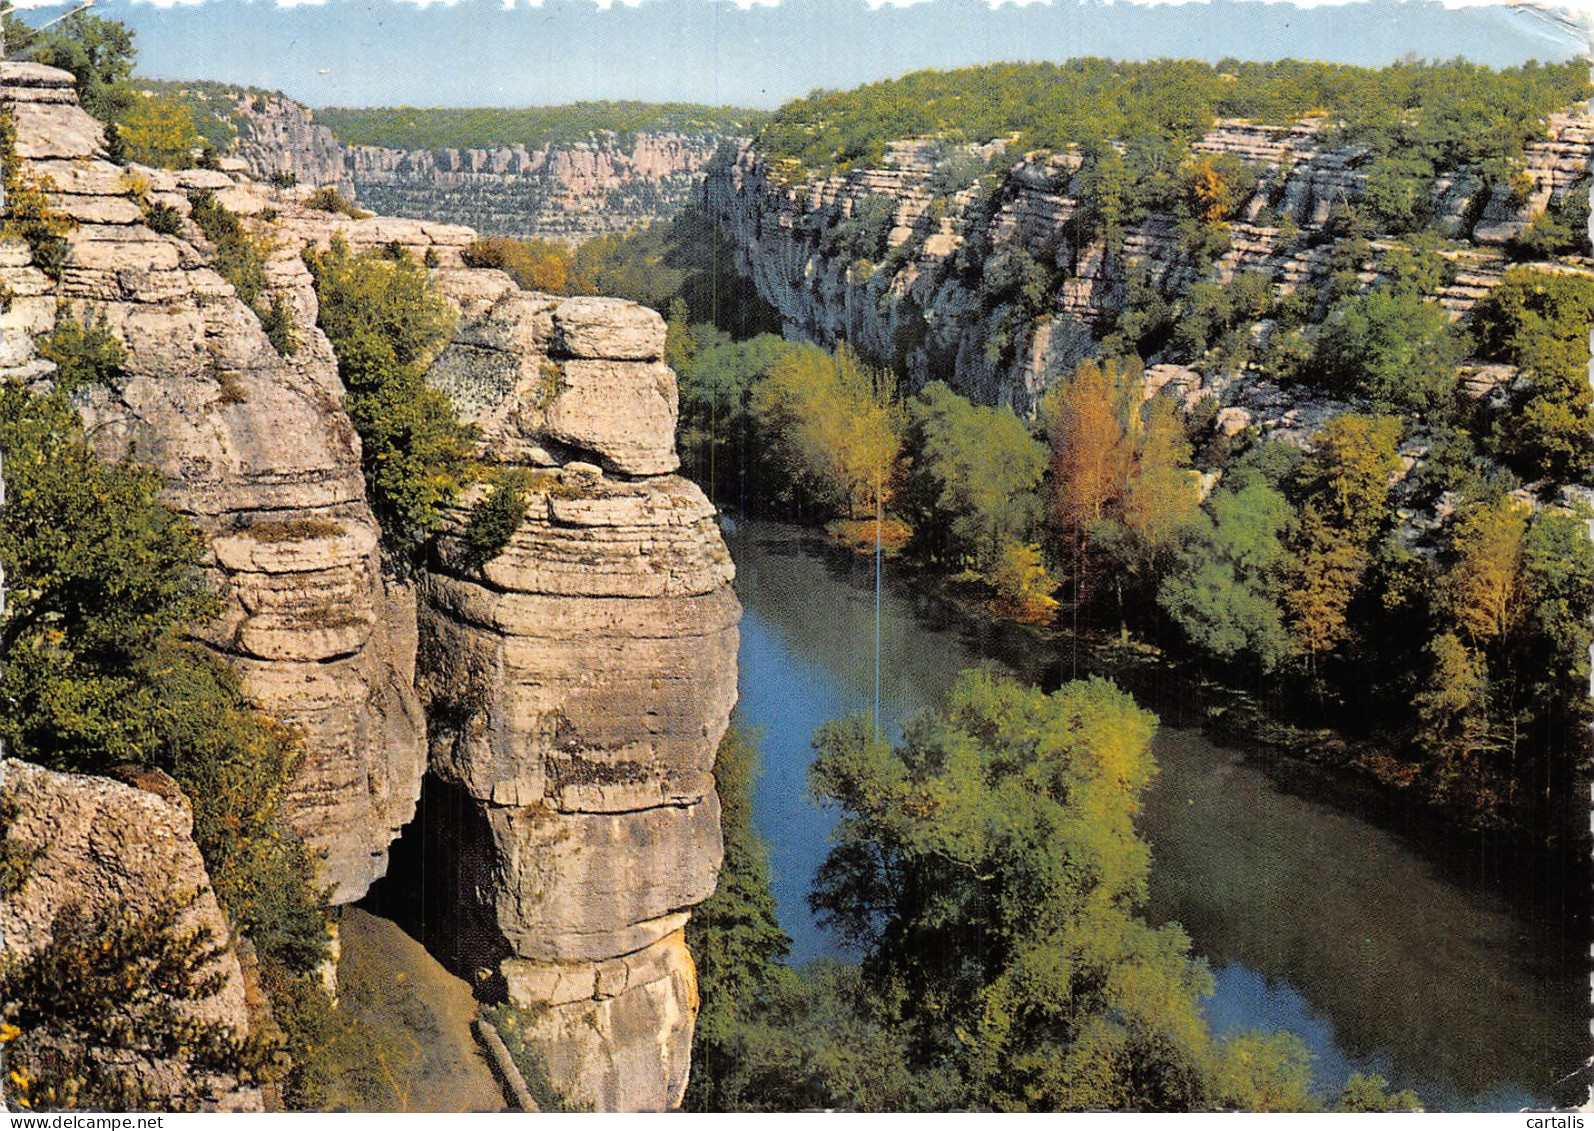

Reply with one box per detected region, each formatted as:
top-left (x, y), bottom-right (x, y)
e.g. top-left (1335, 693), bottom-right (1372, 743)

top-left (4, 39), bottom-right (1594, 1115)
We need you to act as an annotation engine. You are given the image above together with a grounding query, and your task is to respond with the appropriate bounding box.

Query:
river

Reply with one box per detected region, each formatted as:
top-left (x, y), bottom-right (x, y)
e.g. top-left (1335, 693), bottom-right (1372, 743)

top-left (726, 518), bottom-right (1589, 1112)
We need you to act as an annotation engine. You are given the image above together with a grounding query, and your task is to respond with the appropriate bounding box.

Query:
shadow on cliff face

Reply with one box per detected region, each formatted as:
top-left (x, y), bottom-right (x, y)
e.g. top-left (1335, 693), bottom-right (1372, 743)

top-left (361, 773), bottom-right (511, 1002)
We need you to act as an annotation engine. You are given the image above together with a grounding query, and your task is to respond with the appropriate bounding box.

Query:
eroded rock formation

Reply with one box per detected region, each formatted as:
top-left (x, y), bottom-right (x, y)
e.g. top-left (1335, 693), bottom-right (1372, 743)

top-left (0, 759), bottom-right (264, 1112)
top-left (2, 63), bottom-right (736, 1110)
top-left (413, 284), bottom-right (737, 1111)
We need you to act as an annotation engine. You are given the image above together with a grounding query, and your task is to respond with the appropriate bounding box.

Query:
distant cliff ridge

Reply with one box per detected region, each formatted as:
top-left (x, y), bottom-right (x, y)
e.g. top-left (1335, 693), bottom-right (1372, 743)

top-left (704, 112), bottom-right (1594, 418)
top-left (215, 92), bottom-right (738, 244)
top-left (341, 133), bottom-right (727, 244)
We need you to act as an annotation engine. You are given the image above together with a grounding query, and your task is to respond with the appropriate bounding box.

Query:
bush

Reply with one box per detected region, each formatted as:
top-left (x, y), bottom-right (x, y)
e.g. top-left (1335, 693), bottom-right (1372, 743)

top-left (0, 109), bottom-right (76, 279)
top-left (189, 190), bottom-right (269, 308)
top-left (462, 235), bottom-right (571, 293)
top-left (117, 93), bottom-right (201, 169)
top-left (479, 1004), bottom-right (582, 1111)
top-left (38, 305), bottom-right (125, 393)
top-left (305, 238), bottom-right (473, 555)
top-left (0, 892), bottom-right (278, 1111)
top-left (259, 292), bottom-right (299, 357)
top-left (304, 186), bottom-right (363, 218)
top-left (820, 194), bottom-right (897, 263)
top-left (459, 471), bottom-right (530, 568)
top-left (141, 200), bottom-right (183, 235)
top-left (189, 190), bottom-right (300, 357)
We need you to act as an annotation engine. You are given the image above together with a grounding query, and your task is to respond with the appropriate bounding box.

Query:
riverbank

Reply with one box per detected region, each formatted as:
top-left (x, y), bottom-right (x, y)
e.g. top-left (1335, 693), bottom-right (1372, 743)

top-left (795, 509), bottom-right (1590, 860)
top-left (727, 516), bottom-right (1588, 1109)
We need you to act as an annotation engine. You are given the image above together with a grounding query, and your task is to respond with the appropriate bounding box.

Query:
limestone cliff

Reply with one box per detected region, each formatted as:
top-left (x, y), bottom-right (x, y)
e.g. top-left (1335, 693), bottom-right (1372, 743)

top-left (1, 63), bottom-right (736, 1111)
top-left (231, 91), bottom-right (348, 192)
top-left (703, 111), bottom-right (1594, 418)
top-left (149, 85), bottom-right (734, 245)
top-left (340, 134), bottom-right (727, 245)
top-left (1, 61), bottom-right (427, 904)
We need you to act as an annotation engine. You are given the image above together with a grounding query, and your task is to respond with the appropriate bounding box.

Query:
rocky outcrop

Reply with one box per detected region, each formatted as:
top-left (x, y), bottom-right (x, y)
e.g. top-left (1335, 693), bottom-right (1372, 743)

top-left (231, 91), bottom-right (348, 192)
top-left (411, 286), bottom-right (737, 1111)
top-left (0, 758), bottom-right (263, 1112)
top-left (704, 109), bottom-right (1594, 418)
top-left (2, 63), bottom-right (736, 1111)
top-left (0, 62), bottom-right (428, 905)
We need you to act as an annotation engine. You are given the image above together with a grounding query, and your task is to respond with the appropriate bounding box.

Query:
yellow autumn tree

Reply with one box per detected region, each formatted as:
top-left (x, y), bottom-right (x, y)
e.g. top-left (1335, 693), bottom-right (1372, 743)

top-left (1045, 357), bottom-right (1139, 597)
top-left (752, 342), bottom-right (902, 519)
top-left (1284, 413), bottom-right (1402, 673)
top-left (1445, 497), bottom-right (1531, 646)
top-left (117, 93), bottom-right (201, 169)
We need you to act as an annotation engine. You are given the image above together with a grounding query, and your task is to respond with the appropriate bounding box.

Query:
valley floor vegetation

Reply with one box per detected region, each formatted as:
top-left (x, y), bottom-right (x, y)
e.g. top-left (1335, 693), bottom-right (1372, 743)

top-left (494, 52), bottom-right (1594, 845)
top-left (686, 685), bottom-right (1419, 1112)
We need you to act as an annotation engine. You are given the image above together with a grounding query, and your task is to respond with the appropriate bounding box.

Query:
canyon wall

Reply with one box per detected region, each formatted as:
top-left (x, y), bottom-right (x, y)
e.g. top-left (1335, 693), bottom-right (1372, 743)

top-left (703, 112), bottom-right (1594, 418)
top-left (1, 63), bottom-right (735, 1111)
top-left (341, 134), bottom-right (725, 245)
top-left (222, 92), bottom-right (729, 244)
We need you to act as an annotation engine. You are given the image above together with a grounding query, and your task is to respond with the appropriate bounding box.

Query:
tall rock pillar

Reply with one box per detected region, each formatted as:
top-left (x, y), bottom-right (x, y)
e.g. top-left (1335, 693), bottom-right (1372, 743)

top-left (414, 277), bottom-right (740, 1111)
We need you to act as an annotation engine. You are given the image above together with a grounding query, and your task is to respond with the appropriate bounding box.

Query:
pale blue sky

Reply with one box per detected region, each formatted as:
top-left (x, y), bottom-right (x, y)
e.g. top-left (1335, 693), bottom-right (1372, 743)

top-left (21, 0), bottom-right (1590, 109)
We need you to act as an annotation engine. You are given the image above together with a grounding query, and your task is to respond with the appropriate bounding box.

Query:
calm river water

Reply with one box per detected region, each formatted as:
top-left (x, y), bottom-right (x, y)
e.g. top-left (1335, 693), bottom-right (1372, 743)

top-left (727, 518), bottom-right (1589, 1111)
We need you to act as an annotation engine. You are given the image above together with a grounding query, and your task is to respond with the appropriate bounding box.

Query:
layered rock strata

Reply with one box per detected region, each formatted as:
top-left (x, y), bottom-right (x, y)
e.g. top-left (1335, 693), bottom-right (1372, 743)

top-left (413, 281), bottom-right (738, 1110)
top-left (222, 90), bottom-right (733, 245)
top-left (0, 759), bottom-right (263, 1112)
top-left (2, 63), bottom-right (736, 1110)
top-left (338, 134), bottom-right (726, 245)
top-left (704, 109), bottom-right (1594, 418)
top-left (0, 61), bottom-right (427, 904)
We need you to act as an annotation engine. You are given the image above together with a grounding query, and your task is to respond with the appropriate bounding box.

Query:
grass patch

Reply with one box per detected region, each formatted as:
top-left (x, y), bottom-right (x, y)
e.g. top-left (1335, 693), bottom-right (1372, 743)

top-left (247, 517), bottom-right (346, 543)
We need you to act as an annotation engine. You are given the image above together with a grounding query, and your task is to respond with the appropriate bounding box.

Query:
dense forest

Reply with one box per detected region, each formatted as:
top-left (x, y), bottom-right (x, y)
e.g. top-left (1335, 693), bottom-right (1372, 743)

top-left (316, 102), bottom-right (765, 152)
top-left (757, 57), bottom-right (1588, 182)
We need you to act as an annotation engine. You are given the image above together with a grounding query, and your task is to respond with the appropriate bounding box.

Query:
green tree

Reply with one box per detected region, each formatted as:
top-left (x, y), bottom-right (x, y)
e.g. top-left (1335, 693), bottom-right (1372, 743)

top-left (684, 723), bottom-right (795, 1111)
top-left (1158, 480), bottom-right (1296, 671)
top-left (305, 238), bottom-right (474, 555)
top-left (1473, 268), bottom-right (1594, 484)
top-left (902, 381), bottom-right (1047, 577)
top-left (750, 342), bottom-right (901, 520)
top-left (1314, 288), bottom-right (1460, 413)
top-left (2, 7), bottom-right (136, 130)
top-left (673, 328), bottom-right (792, 502)
top-left (809, 671), bottom-right (1306, 1111)
top-left (0, 383), bottom-right (329, 972)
